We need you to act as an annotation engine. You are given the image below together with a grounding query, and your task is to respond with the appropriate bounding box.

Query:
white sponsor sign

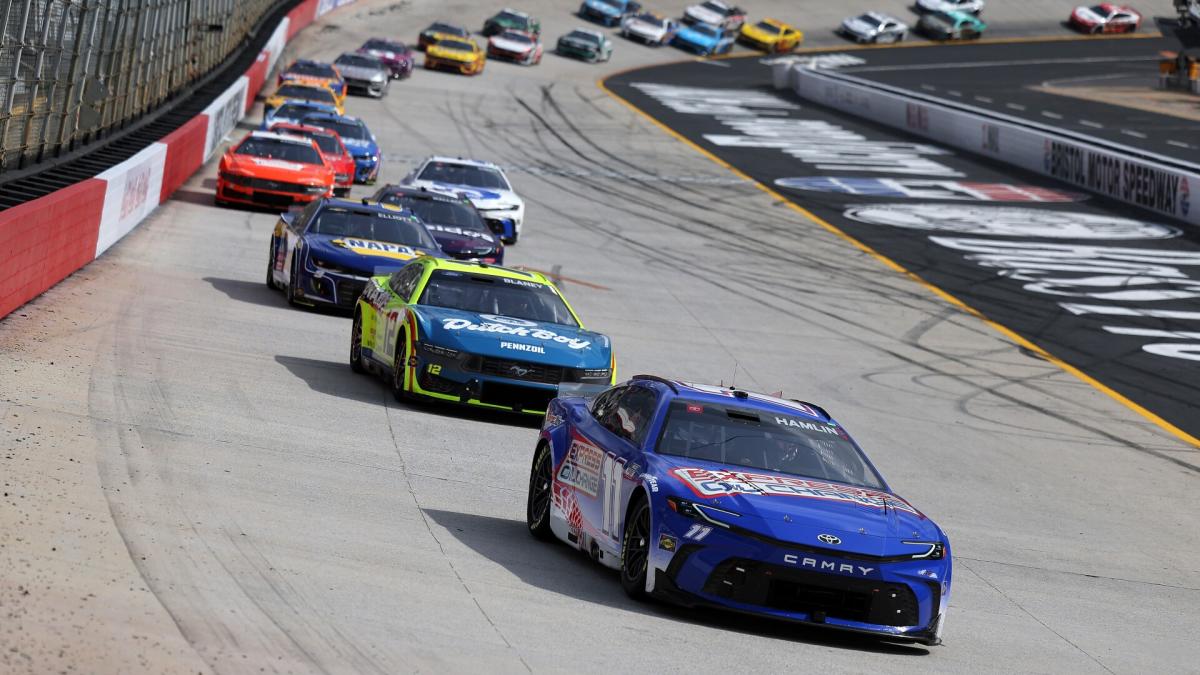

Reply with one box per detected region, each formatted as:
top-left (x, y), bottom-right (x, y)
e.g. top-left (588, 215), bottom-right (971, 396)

top-left (203, 76), bottom-right (249, 160)
top-left (262, 19), bottom-right (290, 73)
top-left (95, 142), bottom-right (167, 256)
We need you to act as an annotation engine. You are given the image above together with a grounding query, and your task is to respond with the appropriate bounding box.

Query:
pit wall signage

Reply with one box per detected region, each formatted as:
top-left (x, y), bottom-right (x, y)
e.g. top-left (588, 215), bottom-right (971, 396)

top-left (781, 66), bottom-right (1199, 227)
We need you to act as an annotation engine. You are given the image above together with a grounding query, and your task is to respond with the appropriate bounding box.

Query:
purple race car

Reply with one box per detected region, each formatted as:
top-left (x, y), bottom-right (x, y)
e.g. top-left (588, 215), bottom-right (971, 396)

top-left (358, 38), bottom-right (414, 79)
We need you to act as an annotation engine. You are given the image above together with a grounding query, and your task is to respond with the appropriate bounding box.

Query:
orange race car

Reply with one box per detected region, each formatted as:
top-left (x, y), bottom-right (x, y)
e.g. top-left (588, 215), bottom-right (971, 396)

top-left (268, 122), bottom-right (356, 197)
top-left (215, 131), bottom-right (335, 209)
top-left (264, 81), bottom-right (345, 114)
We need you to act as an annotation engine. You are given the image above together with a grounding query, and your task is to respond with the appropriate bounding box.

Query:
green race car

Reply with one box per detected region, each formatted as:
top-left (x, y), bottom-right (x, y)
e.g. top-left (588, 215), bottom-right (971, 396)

top-left (351, 257), bottom-right (616, 414)
top-left (918, 10), bottom-right (986, 40)
top-left (483, 8), bottom-right (541, 38)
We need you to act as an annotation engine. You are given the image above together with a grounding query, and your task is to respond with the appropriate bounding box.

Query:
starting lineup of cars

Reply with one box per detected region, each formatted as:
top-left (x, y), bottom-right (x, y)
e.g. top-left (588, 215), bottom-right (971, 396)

top-left (206, 0), bottom-right (1185, 646)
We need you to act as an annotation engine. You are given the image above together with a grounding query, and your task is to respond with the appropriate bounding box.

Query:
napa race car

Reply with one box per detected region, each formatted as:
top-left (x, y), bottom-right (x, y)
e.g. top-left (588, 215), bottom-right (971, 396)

top-left (402, 156), bottom-right (525, 244)
top-left (216, 131), bottom-right (334, 209)
top-left (425, 36), bottom-right (487, 75)
top-left (526, 377), bottom-right (951, 645)
top-left (350, 258), bottom-right (615, 414)
top-left (373, 184), bottom-right (506, 264)
top-left (672, 22), bottom-right (736, 55)
top-left (300, 112), bottom-right (381, 184)
top-left (267, 198), bottom-right (443, 311)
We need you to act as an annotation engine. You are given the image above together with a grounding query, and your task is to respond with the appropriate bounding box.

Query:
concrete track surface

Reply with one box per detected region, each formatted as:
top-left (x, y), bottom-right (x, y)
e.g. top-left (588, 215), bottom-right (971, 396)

top-left (1, 1), bottom-right (1196, 673)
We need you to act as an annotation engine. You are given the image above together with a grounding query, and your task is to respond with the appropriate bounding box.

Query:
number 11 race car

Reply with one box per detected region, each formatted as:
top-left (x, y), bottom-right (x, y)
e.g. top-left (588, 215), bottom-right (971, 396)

top-left (351, 257), bottom-right (615, 414)
top-left (526, 377), bottom-right (951, 644)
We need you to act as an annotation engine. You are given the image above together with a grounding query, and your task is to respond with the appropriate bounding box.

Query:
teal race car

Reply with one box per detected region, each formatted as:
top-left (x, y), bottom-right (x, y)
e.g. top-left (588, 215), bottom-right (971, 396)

top-left (918, 10), bottom-right (986, 39)
top-left (351, 257), bottom-right (616, 414)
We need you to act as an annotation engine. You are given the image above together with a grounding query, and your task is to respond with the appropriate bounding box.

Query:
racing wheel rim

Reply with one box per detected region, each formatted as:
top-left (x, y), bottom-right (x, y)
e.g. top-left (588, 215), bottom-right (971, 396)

top-left (527, 445), bottom-right (552, 531)
top-left (350, 311), bottom-right (365, 373)
top-left (392, 339), bottom-right (406, 394)
top-left (621, 500), bottom-right (650, 586)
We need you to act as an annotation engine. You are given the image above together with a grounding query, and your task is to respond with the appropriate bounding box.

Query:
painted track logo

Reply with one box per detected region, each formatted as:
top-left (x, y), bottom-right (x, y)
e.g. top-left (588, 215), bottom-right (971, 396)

top-left (843, 204), bottom-right (1181, 240)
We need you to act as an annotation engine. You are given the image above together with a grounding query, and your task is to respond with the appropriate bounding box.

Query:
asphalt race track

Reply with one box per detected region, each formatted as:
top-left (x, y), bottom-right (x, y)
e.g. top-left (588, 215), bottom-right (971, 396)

top-left (2, 2), bottom-right (1199, 674)
top-left (834, 36), bottom-right (1200, 160)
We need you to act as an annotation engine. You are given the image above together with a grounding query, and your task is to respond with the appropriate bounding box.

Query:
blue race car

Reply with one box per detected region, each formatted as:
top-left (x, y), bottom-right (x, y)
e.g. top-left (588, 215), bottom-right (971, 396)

top-left (579, 0), bottom-right (641, 26)
top-left (267, 197), bottom-right (443, 311)
top-left (527, 376), bottom-right (951, 645)
top-left (301, 112), bottom-right (381, 184)
top-left (261, 100), bottom-right (340, 130)
top-left (671, 22), bottom-right (736, 55)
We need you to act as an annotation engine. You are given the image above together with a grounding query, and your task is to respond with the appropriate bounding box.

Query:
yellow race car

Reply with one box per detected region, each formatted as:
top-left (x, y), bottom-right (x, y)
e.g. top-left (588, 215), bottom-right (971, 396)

top-left (264, 81), bottom-right (345, 114)
top-left (738, 18), bottom-right (803, 52)
top-left (425, 36), bottom-right (486, 75)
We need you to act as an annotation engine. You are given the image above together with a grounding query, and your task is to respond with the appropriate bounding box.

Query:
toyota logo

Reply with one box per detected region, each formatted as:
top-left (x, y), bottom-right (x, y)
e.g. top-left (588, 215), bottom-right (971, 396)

top-left (817, 534), bottom-right (841, 545)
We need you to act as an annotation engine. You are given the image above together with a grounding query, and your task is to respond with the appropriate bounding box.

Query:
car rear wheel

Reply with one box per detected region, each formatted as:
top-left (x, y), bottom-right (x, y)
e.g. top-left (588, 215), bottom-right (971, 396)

top-left (390, 334), bottom-right (408, 401)
top-left (526, 443), bottom-right (554, 540)
top-left (350, 310), bottom-right (366, 374)
top-left (620, 493), bottom-right (651, 600)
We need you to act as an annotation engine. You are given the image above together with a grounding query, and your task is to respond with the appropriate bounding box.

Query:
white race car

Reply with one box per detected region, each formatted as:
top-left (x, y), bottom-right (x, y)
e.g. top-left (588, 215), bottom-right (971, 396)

top-left (682, 0), bottom-right (746, 30)
top-left (839, 12), bottom-right (908, 43)
top-left (401, 156), bottom-right (526, 244)
top-left (621, 11), bottom-right (678, 45)
top-left (916, 0), bottom-right (985, 14)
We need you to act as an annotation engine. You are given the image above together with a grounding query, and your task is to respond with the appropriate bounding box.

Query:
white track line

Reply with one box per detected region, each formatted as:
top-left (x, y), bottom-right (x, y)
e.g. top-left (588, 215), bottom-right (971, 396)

top-left (974, 95), bottom-right (993, 103)
top-left (1168, 140), bottom-right (1191, 148)
top-left (1042, 111), bottom-right (1064, 119)
top-left (1121, 129), bottom-right (1148, 138)
top-left (846, 54), bottom-right (1159, 73)
top-left (1006, 102), bottom-right (1026, 111)
top-left (1080, 120), bottom-right (1103, 128)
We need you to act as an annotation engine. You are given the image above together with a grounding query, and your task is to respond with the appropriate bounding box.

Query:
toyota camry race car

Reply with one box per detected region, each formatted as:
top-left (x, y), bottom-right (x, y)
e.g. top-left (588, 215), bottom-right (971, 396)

top-left (556, 28), bottom-right (614, 62)
top-left (682, 1), bottom-right (746, 30)
top-left (417, 21), bottom-right (470, 51)
top-left (1069, 3), bottom-right (1141, 33)
top-left (267, 198), bottom-right (443, 311)
top-left (526, 377), bottom-right (952, 645)
top-left (620, 11), bottom-right (678, 45)
top-left (425, 36), bottom-right (487, 75)
top-left (300, 113), bottom-right (381, 184)
top-left (216, 131), bottom-right (334, 209)
top-left (358, 38), bottom-right (414, 78)
top-left (738, 18), bottom-right (803, 52)
top-left (350, 258), bottom-right (615, 414)
top-left (488, 30), bottom-right (544, 65)
top-left (278, 59), bottom-right (347, 98)
top-left (268, 122), bottom-right (356, 196)
top-left (579, 0), bottom-right (642, 26)
top-left (672, 22), bottom-right (735, 55)
top-left (373, 185), bottom-right (506, 264)
top-left (839, 12), bottom-right (908, 43)
top-left (402, 156), bottom-right (525, 244)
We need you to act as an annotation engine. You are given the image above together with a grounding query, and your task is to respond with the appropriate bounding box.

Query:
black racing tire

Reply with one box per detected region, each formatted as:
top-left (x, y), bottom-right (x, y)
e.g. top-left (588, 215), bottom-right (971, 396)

top-left (286, 259), bottom-right (300, 307)
top-left (620, 492), bottom-right (651, 600)
top-left (526, 443), bottom-right (555, 540)
top-left (266, 240), bottom-right (278, 290)
top-left (390, 332), bottom-right (409, 401)
top-left (350, 310), bottom-right (367, 374)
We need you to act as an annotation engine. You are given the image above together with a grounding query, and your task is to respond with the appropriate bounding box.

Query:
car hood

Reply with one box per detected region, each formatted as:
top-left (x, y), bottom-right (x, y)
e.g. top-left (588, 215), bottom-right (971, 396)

top-left (336, 64), bottom-right (386, 80)
top-left (677, 27), bottom-right (718, 44)
top-left (685, 5), bottom-right (723, 23)
top-left (424, 223), bottom-right (499, 255)
top-left (1073, 6), bottom-right (1101, 19)
top-left (223, 154), bottom-right (329, 181)
top-left (412, 305), bottom-right (611, 367)
top-left (843, 17), bottom-right (876, 34)
top-left (652, 455), bottom-right (942, 556)
top-left (490, 35), bottom-right (536, 52)
top-left (626, 19), bottom-right (668, 36)
top-left (363, 48), bottom-right (412, 64)
top-left (304, 234), bottom-right (434, 275)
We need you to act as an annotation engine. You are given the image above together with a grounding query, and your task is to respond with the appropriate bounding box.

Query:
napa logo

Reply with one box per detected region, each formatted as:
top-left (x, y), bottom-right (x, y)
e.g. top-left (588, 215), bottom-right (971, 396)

top-left (332, 238), bottom-right (418, 260)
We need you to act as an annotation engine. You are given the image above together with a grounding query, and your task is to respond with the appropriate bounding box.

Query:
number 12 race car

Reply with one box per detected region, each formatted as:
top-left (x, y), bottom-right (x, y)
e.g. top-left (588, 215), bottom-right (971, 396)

top-left (526, 377), bottom-right (952, 644)
top-left (351, 257), bottom-right (615, 414)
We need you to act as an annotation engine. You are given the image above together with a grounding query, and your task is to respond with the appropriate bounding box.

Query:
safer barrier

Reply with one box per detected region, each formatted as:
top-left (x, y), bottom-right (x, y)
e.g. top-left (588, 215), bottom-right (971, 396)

top-left (773, 63), bottom-right (1200, 228)
top-left (0, 0), bottom-right (357, 320)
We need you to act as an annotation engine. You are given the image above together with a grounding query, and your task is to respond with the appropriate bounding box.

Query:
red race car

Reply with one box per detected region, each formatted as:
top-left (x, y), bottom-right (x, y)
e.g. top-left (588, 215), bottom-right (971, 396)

top-left (268, 122), bottom-right (355, 197)
top-left (215, 131), bottom-right (335, 209)
top-left (487, 30), bottom-right (543, 65)
top-left (1069, 3), bottom-right (1141, 33)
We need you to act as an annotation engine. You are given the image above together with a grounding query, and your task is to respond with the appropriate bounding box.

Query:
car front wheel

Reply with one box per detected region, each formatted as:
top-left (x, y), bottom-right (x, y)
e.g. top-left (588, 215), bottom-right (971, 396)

top-left (620, 493), bottom-right (651, 600)
top-left (350, 310), bottom-right (366, 374)
top-left (391, 334), bottom-right (409, 401)
top-left (526, 443), bottom-right (554, 540)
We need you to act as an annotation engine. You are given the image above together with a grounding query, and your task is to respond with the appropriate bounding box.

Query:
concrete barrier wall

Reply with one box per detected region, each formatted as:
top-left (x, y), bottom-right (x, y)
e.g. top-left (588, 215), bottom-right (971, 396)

top-left (775, 64), bottom-right (1200, 228)
top-left (0, 0), bottom-right (356, 320)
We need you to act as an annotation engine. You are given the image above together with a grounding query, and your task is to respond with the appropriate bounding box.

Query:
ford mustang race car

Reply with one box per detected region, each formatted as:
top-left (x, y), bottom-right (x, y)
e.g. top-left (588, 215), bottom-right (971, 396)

top-left (358, 38), bottom-right (414, 79)
top-left (579, 0), bottom-right (642, 26)
top-left (373, 185), bottom-right (506, 264)
top-left (350, 258), bottom-right (615, 414)
top-left (278, 59), bottom-right (347, 98)
top-left (1069, 3), bottom-right (1141, 33)
top-left (620, 11), bottom-right (678, 45)
top-left (672, 22), bottom-right (735, 55)
top-left (300, 112), bottom-right (381, 184)
top-left (267, 198), bottom-right (443, 311)
top-left (402, 156), bottom-right (525, 244)
top-left (268, 122), bottom-right (356, 197)
top-left (682, 1), bottom-right (746, 30)
top-left (738, 18), bottom-right (803, 52)
top-left (488, 30), bottom-right (544, 65)
top-left (264, 82), bottom-right (344, 115)
top-left (261, 100), bottom-right (340, 130)
top-left (839, 12), bottom-right (908, 43)
top-left (216, 131), bottom-right (334, 209)
top-left (918, 10), bottom-right (986, 39)
top-left (425, 36), bottom-right (487, 75)
top-left (556, 28), bottom-right (614, 62)
top-left (526, 377), bottom-right (951, 645)
top-left (483, 8), bottom-right (541, 37)
top-left (417, 21), bottom-right (470, 51)
top-left (916, 0), bottom-right (984, 14)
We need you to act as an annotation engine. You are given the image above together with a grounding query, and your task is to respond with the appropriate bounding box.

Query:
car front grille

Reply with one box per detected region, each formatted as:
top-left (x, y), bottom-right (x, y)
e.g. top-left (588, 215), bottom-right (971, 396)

top-left (702, 558), bottom-right (921, 627)
top-left (478, 381), bottom-right (556, 411)
top-left (224, 173), bottom-right (316, 194)
top-left (335, 278), bottom-right (366, 310)
top-left (466, 356), bottom-right (564, 384)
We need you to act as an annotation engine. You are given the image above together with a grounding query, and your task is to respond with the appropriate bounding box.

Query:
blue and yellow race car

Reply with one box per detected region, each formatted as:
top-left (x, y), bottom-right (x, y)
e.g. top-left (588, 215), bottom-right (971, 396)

top-left (267, 197), bottom-right (443, 311)
top-left (527, 377), bottom-right (951, 645)
top-left (350, 258), bottom-right (615, 414)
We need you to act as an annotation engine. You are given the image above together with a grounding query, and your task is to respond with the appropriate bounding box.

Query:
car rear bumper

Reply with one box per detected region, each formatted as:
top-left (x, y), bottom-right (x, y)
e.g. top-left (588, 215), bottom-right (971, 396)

top-left (343, 77), bottom-right (387, 96)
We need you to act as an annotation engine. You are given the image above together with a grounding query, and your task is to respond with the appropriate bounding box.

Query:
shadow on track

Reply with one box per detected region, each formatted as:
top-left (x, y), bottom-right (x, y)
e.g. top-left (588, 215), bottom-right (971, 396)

top-left (422, 509), bottom-right (931, 656)
top-left (204, 276), bottom-right (281, 308)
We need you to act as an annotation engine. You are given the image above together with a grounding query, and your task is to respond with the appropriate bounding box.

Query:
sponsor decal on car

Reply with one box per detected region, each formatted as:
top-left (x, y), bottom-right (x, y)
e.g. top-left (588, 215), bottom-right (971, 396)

top-left (670, 467), bottom-right (920, 514)
top-left (332, 238), bottom-right (422, 259)
top-left (440, 317), bottom-right (591, 349)
top-left (558, 437), bottom-right (604, 496)
top-left (501, 340), bottom-right (546, 354)
top-left (782, 553), bottom-right (876, 576)
top-left (775, 177), bottom-right (1085, 202)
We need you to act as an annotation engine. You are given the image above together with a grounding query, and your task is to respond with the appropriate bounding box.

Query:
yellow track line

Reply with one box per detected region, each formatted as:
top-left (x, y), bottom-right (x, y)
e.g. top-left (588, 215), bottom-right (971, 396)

top-left (594, 62), bottom-right (1200, 451)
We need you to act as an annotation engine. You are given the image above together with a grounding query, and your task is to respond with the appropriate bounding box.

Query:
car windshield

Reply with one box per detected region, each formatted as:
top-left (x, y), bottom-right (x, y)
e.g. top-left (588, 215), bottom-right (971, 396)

top-left (596, 0), bottom-right (621, 8)
top-left (567, 30), bottom-right (601, 43)
top-left (309, 208), bottom-right (437, 248)
top-left (692, 24), bottom-right (718, 37)
top-left (286, 62), bottom-right (337, 78)
top-left (753, 20), bottom-right (781, 33)
top-left (657, 400), bottom-right (886, 490)
top-left (498, 31), bottom-right (534, 44)
top-left (275, 85), bottom-right (336, 104)
top-left (417, 162), bottom-right (509, 189)
top-left (235, 138), bottom-right (322, 164)
top-left (497, 11), bottom-right (527, 24)
top-left (701, 1), bottom-right (730, 14)
top-left (419, 270), bottom-right (577, 326)
top-left (304, 117), bottom-right (369, 141)
top-left (273, 101), bottom-right (331, 119)
top-left (1088, 4), bottom-right (1113, 15)
top-left (436, 39), bottom-right (475, 51)
top-left (429, 22), bottom-right (467, 36)
top-left (928, 11), bottom-right (955, 24)
top-left (335, 54), bottom-right (380, 68)
top-left (287, 129), bottom-right (340, 154)
top-left (363, 39), bottom-right (406, 52)
top-left (859, 14), bottom-right (883, 26)
top-left (382, 195), bottom-right (491, 234)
